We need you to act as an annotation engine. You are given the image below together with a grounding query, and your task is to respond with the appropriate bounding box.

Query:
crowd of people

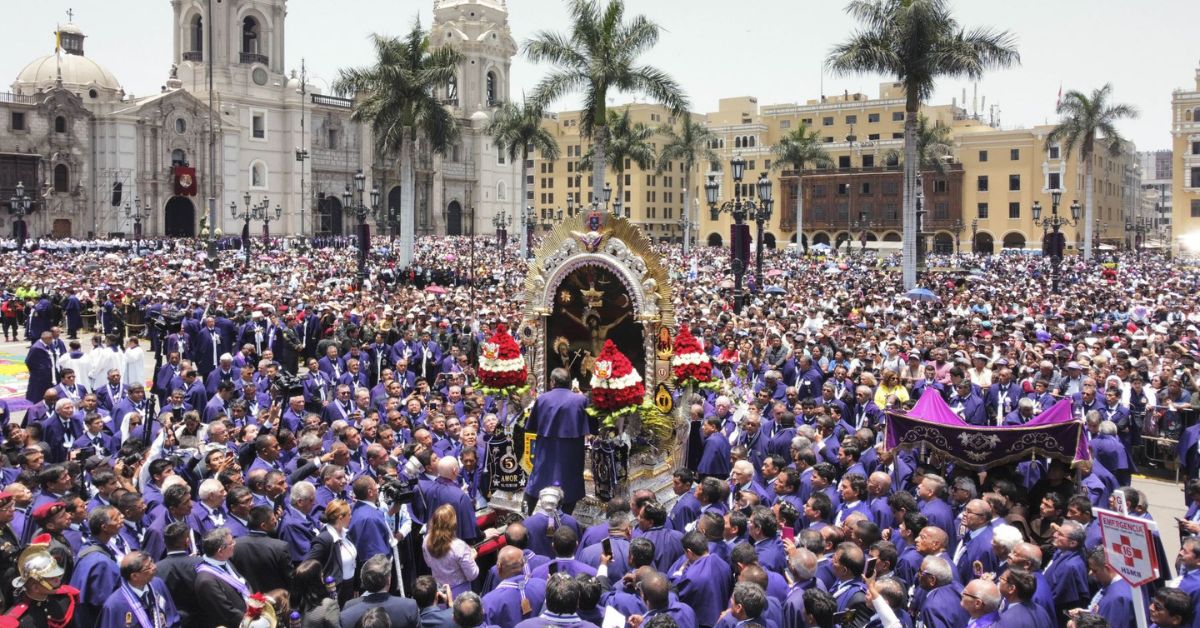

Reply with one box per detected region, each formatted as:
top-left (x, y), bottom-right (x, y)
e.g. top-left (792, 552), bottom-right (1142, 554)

top-left (0, 231), bottom-right (1197, 628)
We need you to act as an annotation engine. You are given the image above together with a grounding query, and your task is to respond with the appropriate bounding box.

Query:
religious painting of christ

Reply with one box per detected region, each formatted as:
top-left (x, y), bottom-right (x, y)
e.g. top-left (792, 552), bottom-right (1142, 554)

top-left (548, 265), bottom-right (644, 391)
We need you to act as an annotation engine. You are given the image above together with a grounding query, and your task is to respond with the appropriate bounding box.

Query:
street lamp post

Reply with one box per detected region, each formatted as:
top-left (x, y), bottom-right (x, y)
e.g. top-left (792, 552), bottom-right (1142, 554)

top-left (1032, 189), bottom-right (1081, 294)
top-left (970, 219), bottom-right (978, 254)
top-left (491, 210), bottom-right (510, 253)
top-left (705, 155), bottom-right (772, 314)
top-left (524, 205), bottom-right (536, 258)
top-left (342, 170), bottom-right (379, 289)
top-left (261, 202), bottom-right (282, 246)
top-left (124, 196), bottom-right (152, 248)
top-left (1125, 217), bottom-right (1151, 259)
top-left (950, 219), bottom-right (964, 255)
top-left (230, 192), bottom-right (271, 269)
top-left (7, 181), bottom-right (31, 251)
top-left (599, 182), bottom-right (612, 212)
top-left (749, 180), bottom-right (774, 292)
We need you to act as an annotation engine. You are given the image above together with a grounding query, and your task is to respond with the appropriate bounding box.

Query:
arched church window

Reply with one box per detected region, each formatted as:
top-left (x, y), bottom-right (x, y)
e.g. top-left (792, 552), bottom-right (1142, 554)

top-left (242, 17), bottom-right (259, 54)
top-left (191, 16), bottom-right (203, 52)
top-left (486, 71), bottom-right (497, 106)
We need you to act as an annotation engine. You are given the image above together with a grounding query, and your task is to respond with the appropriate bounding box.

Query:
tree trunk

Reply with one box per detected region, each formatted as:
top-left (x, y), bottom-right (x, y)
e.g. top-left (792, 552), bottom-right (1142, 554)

top-left (902, 105), bottom-right (919, 289)
top-left (399, 132), bottom-right (416, 268)
top-left (682, 171), bottom-right (690, 256)
top-left (794, 171), bottom-right (804, 257)
top-left (519, 147), bottom-right (529, 259)
top-left (593, 125), bottom-right (608, 213)
top-left (616, 165), bottom-right (624, 217)
top-left (1083, 154), bottom-right (1095, 261)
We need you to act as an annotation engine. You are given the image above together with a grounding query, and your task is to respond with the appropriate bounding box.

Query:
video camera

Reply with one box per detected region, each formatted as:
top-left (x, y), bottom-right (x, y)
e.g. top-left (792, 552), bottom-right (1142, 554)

top-left (379, 477), bottom-right (418, 506)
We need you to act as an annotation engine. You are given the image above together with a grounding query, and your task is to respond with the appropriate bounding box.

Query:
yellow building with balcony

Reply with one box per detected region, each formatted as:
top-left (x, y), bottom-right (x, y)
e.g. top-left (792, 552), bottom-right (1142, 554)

top-left (1172, 61), bottom-right (1200, 254)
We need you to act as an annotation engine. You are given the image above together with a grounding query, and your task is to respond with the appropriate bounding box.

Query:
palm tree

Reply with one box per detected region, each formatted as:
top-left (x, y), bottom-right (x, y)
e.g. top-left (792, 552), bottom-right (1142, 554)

top-left (487, 100), bottom-right (560, 259)
top-left (1045, 83), bottom-right (1137, 260)
top-left (334, 21), bottom-right (460, 268)
top-left (771, 126), bottom-right (833, 255)
top-left (884, 114), bottom-right (954, 173)
top-left (580, 107), bottom-right (655, 217)
top-left (525, 0), bottom-right (689, 216)
top-left (827, 0), bottom-right (1019, 288)
top-left (656, 114), bottom-right (719, 255)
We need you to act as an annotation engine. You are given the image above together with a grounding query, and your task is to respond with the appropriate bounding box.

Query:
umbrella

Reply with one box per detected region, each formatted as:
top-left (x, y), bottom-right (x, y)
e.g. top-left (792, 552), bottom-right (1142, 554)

top-left (824, 266), bottom-right (842, 275)
top-left (905, 288), bottom-right (939, 302)
top-left (764, 286), bottom-right (786, 295)
top-left (812, 243), bottom-right (832, 251)
top-left (765, 269), bottom-right (785, 278)
top-left (965, 275), bottom-right (986, 283)
top-left (719, 279), bottom-right (735, 289)
top-left (424, 285), bottom-right (447, 295)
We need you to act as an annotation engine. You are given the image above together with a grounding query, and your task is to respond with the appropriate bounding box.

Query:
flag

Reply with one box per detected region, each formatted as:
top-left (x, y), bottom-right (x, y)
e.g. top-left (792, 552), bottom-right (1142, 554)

top-left (1055, 82), bottom-right (1062, 110)
top-left (54, 25), bottom-right (61, 54)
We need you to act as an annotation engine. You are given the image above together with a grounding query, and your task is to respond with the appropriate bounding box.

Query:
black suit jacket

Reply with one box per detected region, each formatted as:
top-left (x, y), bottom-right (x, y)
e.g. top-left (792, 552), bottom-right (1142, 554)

top-left (305, 529), bottom-right (352, 584)
top-left (157, 553), bottom-right (201, 627)
top-left (193, 568), bottom-right (248, 628)
top-left (339, 592), bottom-right (420, 628)
top-left (231, 531), bottom-right (294, 593)
top-left (419, 605), bottom-right (456, 628)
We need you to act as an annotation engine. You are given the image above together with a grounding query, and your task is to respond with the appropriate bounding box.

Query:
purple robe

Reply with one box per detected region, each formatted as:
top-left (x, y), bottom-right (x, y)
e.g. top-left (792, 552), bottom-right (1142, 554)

top-left (523, 388), bottom-right (592, 503)
top-left (673, 553), bottom-right (733, 628)
top-left (424, 477), bottom-right (480, 541)
top-left (483, 575), bottom-right (548, 627)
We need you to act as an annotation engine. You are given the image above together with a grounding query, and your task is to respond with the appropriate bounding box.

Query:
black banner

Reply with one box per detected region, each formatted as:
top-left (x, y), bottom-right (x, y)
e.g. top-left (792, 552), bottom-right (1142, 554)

top-left (486, 435), bottom-right (526, 493)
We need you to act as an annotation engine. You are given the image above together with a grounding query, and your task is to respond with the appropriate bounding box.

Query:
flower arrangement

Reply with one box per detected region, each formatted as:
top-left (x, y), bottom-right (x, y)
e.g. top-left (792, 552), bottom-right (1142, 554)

top-left (671, 325), bottom-right (716, 388)
top-left (477, 324), bottom-right (530, 396)
top-left (589, 339), bottom-right (645, 418)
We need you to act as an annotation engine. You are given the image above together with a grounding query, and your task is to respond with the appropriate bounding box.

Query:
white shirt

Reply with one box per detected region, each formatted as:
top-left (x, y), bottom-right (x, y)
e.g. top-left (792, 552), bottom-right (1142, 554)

top-left (326, 525), bottom-right (358, 578)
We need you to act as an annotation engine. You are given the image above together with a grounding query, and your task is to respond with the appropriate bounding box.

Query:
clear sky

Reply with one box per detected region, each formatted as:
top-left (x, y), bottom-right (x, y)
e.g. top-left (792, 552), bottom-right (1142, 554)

top-left (3, 0), bottom-right (1195, 152)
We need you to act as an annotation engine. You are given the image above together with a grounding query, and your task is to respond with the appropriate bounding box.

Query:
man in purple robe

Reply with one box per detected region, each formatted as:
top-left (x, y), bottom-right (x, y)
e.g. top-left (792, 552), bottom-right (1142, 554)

top-left (482, 546), bottom-right (548, 627)
top-left (423, 457), bottom-right (480, 542)
top-left (98, 550), bottom-right (182, 628)
top-left (523, 368), bottom-right (593, 513)
top-left (912, 555), bottom-right (967, 628)
top-left (671, 530), bottom-right (733, 628)
top-left (697, 417), bottom-right (733, 480)
top-left (953, 499), bottom-right (997, 585)
top-left (24, 331), bottom-right (56, 403)
top-left (1041, 520), bottom-right (1090, 623)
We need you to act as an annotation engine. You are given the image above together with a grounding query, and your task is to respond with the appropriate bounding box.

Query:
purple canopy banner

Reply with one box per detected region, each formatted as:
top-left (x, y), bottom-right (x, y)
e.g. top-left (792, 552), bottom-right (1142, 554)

top-left (885, 396), bottom-right (1090, 470)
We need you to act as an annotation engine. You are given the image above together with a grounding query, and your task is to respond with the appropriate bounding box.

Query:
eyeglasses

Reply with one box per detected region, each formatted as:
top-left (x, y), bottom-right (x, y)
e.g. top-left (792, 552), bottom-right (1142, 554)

top-left (962, 592), bottom-right (980, 601)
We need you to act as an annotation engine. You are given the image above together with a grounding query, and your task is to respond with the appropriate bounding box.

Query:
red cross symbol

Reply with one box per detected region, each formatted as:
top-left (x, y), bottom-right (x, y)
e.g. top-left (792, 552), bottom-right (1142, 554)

top-left (1110, 535), bottom-right (1144, 567)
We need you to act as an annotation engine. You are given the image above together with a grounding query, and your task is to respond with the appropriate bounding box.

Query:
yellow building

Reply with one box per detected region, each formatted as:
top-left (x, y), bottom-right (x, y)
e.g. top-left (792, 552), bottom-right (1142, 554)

top-left (1172, 61), bottom-right (1200, 254)
top-left (954, 122), bottom-right (1133, 254)
top-left (529, 103), bottom-right (693, 243)
top-left (698, 84), bottom-right (964, 248)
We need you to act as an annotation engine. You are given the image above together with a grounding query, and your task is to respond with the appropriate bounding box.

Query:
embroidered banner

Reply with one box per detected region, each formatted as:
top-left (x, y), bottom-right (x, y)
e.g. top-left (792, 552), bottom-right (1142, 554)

top-left (885, 395), bottom-right (1090, 470)
top-left (173, 166), bottom-right (197, 197)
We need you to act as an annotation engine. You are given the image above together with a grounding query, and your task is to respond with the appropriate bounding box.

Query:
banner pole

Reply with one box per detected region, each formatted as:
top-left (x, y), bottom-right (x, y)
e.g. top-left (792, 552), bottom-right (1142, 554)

top-left (1131, 584), bottom-right (1148, 628)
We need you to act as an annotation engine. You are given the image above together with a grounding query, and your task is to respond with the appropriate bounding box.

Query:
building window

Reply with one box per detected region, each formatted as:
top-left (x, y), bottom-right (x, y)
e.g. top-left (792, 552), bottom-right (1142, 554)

top-left (892, 111), bottom-right (904, 121)
top-left (868, 113), bottom-right (880, 123)
top-left (977, 176), bottom-right (988, 191)
top-left (861, 182), bottom-right (872, 195)
top-left (328, 128), bottom-right (339, 150)
top-left (53, 164), bottom-right (69, 193)
top-left (1008, 174), bottom-right (1020, 191)
top-left (1048, 172), bottom-right (1061, 190)
top-left (977, 202), bottom-right (989, 218)
top-left (882, 181), bottom-right (898, 195)
top-left (1008, 202), bottom-right (1020, 219)
top-left (780, 120), bottom-right (790, 129)
top-left (862, 155), bottom-right (874, 168)
top-left (1049, 145), bottom-right (1060, 159)
top-left (175, 118), bottom-right (187, 134)
top-left (838, 155), bottom-right (851, 168)
top-left (979, 150), bottom-right (988, 162)
top-left (251, 112), bottom-right (265, 139)
top-left (497, 181), bottom-right (506, 200)
top-left (846, 115), bottom-right (857, 124)
top-left (172, 149), bottom-right (187, 165)
top-left (824, 137), bottom-right (834, 143)
top-left (822, 117), bottom-right (834, 126)
top-left (1193, 199), bottom-right (1200, 217)
top-left (191, 15), bottom-right (203, 54)
top-left (867, 133), bottom-right (880, 141)
top-left (1193, 141), bottom-right (1200, 155)
top-left (486, 71), bottom-right (497, 105)
top-left (55, 116), bottom-right (67, 133)
top-left (496, 143), bottom-right (505, 165)
top-left (837, 183), bottom-right (849, 195)
top-left (1193, 167), bottom-right (1200, 188)
top-left (892, 132), bottom-right (903, 139)
top-left (10, 112), bottom-right (25, 131)
top-left (250, 161), bottom-right (267, 188)
top-left (1010, 148), bottom-right (1020, 161)
top-left (242, 17), bottom-right (259, 54)
top-left (813, 185), bottom-right (826, 197)
top-left (934, 180), bottom-right (948, 193)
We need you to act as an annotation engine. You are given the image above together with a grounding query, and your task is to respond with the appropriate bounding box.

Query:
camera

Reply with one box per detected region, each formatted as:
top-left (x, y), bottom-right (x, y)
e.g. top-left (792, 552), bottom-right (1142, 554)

top-left (379, 477), bottom-right (418, 506)
top-left (270, 371), bottom-right (304, 400)
top-left (149, 308), bottom-right (185, 333)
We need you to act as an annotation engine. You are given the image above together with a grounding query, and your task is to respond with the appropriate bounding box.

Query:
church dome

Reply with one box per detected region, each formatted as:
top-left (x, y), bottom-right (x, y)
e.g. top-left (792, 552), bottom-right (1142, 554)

top-left (12, 22), bottom-right (122, 99)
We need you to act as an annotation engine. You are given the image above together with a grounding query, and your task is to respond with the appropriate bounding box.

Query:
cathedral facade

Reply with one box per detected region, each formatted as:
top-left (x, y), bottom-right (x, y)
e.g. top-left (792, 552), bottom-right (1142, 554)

top-left (0, 0), bottom-right (520, 241)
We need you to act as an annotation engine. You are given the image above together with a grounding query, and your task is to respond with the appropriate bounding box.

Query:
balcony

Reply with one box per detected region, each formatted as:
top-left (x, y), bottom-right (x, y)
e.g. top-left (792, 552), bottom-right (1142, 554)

top-left (441, 97), bottom-right (458, 107)
top-left (0, 92), bottom-right (37, 105)
top-left (239, 52), bottom-right (269, 65)
top-left (182, 51), bottom-right (203, 62)
top-left (311, 94), bottom-right (353, 109)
